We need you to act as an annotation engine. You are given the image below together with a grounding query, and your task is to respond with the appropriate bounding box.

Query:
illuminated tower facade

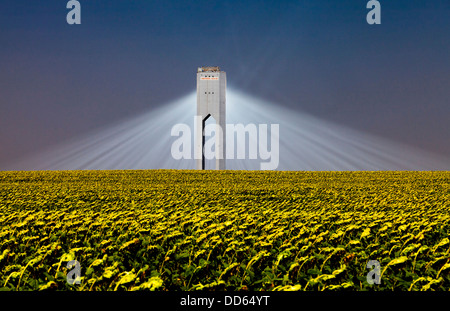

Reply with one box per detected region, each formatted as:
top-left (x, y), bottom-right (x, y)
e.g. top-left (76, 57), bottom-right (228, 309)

top-left (196, 66), bottom-right (226, 170)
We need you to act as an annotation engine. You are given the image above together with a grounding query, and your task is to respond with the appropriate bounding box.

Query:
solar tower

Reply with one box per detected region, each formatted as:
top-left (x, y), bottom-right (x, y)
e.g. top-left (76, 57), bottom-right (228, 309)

top-left (196, 66), bottom-right (226, 170)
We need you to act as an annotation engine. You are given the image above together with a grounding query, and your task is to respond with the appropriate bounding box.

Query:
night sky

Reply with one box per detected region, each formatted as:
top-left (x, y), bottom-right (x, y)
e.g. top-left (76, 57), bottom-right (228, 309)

top-left (1, 0), bottom-right (449, 168)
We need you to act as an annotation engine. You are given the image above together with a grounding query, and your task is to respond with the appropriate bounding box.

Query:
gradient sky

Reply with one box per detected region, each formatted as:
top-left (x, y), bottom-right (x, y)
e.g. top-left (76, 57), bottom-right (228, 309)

top-left (0, 0), bottom-right (449, 167)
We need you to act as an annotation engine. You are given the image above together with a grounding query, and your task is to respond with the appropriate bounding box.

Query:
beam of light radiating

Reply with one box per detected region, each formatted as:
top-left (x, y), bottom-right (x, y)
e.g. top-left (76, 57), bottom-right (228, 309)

top-left (3, 88), bottom-right (449, 171)
top-left (227, 88), bottom-right (450, 170)
top-left (3, 93), bottom-right (197, 170)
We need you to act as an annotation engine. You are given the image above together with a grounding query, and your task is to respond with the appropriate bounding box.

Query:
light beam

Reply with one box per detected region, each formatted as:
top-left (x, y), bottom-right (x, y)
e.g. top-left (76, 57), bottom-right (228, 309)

top-left (3, 88), bottom-right (449, 171)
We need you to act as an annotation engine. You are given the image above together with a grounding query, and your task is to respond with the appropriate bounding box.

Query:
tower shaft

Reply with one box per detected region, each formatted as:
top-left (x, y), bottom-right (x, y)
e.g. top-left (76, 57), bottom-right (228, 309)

top-left (196, 66), bottom-right (226, 170)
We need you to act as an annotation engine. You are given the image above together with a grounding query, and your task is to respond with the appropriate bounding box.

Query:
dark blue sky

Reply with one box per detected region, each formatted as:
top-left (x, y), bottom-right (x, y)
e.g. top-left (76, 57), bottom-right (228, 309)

top-left (1, 0), bottom-right (449, 166)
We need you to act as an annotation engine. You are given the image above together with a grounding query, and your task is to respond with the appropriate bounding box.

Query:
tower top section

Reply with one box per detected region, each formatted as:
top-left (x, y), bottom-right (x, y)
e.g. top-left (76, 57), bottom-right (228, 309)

top-left (198, 66), bottom-right (222, 73)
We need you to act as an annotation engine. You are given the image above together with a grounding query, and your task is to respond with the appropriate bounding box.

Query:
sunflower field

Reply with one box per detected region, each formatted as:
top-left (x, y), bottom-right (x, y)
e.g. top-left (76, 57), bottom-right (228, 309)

top-left (0, 170), bottom-right (449, 291)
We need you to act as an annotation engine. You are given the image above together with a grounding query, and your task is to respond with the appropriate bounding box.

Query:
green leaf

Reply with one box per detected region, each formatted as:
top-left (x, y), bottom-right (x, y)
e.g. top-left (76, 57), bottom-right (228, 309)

top-left (381, 256), bottom-right (409, 278)
top-left (421, 277), bottom-right (443, 291)
top-left (387, 256), bottom-right (409, 266)
top-left (85, 267), bottom-right (94, 277)
top-left (39, 281), bottom-right (57, 291)
top-left (332, 264), bottom-right (347, 276)
top-left (60, 253), bottom-right (74, 262)
top-left (119, 238), bottom-right (140, 251)
top-left (432, 238), bottom-right (449, 251)
top-left (0, 249), bottom-right (10, 263)
top-left (130, 276), bottom-right (163, 291)
top-left (114, 271), bottom-right (137, 290)
top-left (90, 259), bottom-right (103, 267)
top-left (360, 228), bottom-right (371, 239)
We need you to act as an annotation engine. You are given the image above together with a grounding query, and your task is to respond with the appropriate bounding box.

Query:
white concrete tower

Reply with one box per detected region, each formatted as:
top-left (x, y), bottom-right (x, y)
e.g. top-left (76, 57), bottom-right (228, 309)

top-left (196, 66), bottom-right (226, 170)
